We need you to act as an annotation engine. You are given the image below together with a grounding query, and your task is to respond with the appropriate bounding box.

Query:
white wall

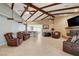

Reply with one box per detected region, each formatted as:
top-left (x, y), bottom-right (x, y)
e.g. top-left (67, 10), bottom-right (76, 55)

top-left (0, 4), bottom-right (25, 46)
top-left (27, 14), bottom-right (79, 36)
top-left (27, 19), bottom-right (54, 32)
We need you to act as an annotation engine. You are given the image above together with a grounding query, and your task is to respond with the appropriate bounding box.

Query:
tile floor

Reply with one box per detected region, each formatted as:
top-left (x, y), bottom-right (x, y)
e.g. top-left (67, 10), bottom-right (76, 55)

top-left (0, 33), bottom-right (72, 56)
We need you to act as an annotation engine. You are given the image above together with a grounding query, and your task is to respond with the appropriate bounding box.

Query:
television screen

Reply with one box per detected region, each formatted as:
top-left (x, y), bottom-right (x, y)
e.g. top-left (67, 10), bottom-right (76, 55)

top-left (67, 16), bottom-right (79, 27)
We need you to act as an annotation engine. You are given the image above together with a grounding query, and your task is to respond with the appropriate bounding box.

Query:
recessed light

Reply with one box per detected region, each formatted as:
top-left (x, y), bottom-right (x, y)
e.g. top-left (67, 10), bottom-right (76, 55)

top-left (74, 9), bottom-right (78, 12)
top-left (25, 11), bottom-right (30, 14)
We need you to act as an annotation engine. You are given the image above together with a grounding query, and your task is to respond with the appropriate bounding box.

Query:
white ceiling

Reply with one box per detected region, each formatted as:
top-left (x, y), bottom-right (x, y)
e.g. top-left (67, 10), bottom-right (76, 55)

top-left (42, 3), bottom-right (79, 11)
top-left (7, 3), bottom-right (79, 22)
top-left (27, 11), bottom-right (43, 21)
top-left (37, 14), bottom-right (47, 21)
top-left (33, 3), bottom-right (52, 8)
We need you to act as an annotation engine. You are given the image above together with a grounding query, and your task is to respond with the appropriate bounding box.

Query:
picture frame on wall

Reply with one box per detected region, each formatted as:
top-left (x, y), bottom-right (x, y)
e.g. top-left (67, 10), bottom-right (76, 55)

top-left (43, 24), bottom-right (49, 29)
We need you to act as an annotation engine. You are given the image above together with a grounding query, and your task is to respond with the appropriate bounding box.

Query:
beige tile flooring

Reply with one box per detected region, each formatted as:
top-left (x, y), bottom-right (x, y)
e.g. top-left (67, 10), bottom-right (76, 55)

top-left (0, 34), bottom-right (72, 56)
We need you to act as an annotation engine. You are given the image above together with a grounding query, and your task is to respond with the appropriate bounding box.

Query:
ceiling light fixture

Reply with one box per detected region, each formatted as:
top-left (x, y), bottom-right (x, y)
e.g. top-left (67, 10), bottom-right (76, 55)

top-left (25, 11), bottom-right (30, 14)
top-left (74, 9), bottom-right (78, 12)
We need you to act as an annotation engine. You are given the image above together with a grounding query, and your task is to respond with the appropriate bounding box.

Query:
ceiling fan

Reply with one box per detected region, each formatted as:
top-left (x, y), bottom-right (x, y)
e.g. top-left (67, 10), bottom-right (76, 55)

top-left (20, 5), bottom-right (36, 15)
top-left (7, 3), bottom-right (23, 24)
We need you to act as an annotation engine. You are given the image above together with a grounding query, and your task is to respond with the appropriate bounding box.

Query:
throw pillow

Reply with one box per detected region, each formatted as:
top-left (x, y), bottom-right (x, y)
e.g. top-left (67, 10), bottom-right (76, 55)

top-left (71, 35), bottom-right (77, 43)
top-left (75, 39), bottom-right (79, 45)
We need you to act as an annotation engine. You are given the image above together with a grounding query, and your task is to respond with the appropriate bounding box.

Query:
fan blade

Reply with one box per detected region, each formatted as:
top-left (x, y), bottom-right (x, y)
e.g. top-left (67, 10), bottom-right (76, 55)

top-left (14, 20), bottom-right (22, 23)
top-left (7, 18), bottom-right (14, 20)
top-left (18, 21), bottom-right (22, 23)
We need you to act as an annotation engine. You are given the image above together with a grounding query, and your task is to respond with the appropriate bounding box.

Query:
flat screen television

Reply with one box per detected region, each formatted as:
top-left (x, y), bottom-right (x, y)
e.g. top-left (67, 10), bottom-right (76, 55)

top-left (67, 16), bottom-right (79, 27)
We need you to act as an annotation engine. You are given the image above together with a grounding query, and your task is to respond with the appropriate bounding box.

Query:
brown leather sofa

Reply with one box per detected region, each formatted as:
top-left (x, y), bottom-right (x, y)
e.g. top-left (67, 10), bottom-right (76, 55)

top-left (4, 32), bottom-right (23, 46)
top-left (63, 39), bottom-right (79, 56)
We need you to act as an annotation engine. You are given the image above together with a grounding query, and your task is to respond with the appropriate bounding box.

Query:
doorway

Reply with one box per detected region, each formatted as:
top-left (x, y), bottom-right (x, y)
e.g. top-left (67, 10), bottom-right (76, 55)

top-left (27, 24), bottom-right (42, 37)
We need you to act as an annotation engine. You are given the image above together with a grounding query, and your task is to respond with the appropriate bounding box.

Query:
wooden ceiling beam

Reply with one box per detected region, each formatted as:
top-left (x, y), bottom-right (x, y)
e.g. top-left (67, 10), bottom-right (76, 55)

top-left (41, 16), bottom-right (48, 20)
top-left (26, 4), bottom-right (79, 22)
top-left (23, 3), bottom-right (61, 17)
top-left (24, 3), bottom-right (54, 17)
top-left (48, 6), bottom-right (79, 12)
top-left (53, 12), bottom-right (79, 15)
top-left (38, 6), bottom-right (79, 20)
top-left (40, 12), bottom-right (79, 21)
top-left (20, 7), bottom-right (27, 17)
top-left (25, 11), bottom-right (37, 21)
top-left (31, 3), bottom-right (61, 22)
top-left (41, 12), bottom-right (79, 20)
top-left (40, 3), bottom-right (61, 9)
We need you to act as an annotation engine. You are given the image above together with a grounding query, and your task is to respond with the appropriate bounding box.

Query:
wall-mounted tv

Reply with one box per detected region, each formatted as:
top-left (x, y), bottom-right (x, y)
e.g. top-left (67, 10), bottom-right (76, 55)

top-left (67, 16), bottom-right (79, 27)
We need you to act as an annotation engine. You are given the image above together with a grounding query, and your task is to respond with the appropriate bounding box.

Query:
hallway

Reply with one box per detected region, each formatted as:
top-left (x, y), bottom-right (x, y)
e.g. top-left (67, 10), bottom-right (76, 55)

top-left (0, 34), bottom-right (71, 56)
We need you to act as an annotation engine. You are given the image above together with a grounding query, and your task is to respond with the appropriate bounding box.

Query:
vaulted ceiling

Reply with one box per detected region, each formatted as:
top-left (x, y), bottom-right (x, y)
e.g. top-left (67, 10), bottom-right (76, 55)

top-left (7, 3), bottom-right (79, 23)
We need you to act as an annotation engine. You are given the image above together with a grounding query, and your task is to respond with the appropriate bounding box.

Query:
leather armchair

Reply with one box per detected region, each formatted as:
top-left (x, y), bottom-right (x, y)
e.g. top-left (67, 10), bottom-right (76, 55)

top-left (22, 32), bottom-right (30, 41)
top-left (4, 32), bottom-right (22, 46)
top-left (17, 32), bottom-right (23, 39)
top-left (52, 31), bottom-right (61, 39)
top-left (17, 32), bottom-right (23, 43)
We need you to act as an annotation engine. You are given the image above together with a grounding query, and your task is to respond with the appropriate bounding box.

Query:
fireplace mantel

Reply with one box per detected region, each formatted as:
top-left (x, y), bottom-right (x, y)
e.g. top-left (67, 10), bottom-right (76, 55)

top-left (65, 26), bottom-right (79, 30)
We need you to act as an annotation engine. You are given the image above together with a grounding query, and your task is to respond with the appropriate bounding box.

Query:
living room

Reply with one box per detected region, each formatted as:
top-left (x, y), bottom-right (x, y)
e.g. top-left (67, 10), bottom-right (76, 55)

top-left (0, 3), bottom-right (79, 56)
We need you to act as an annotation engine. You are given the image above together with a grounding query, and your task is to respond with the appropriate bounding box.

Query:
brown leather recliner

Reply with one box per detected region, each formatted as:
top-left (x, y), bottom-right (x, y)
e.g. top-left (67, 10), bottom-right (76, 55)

top-left (17, 32), bottom-right (23, 42)
top-left (4, 32), bottom-right (23, 46)
top-left (22, 32), bottom-right (30, 41)
top-left (17, 31), bottom-right (30, 41)
top-left (52, 31), bottom-right (61, 39)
